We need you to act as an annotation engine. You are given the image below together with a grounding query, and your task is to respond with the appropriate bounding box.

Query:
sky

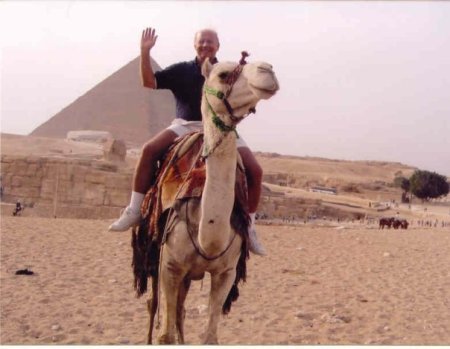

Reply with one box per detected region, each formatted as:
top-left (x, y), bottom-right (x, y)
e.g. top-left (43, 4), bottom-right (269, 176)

top-left (1, 1), bottom-right (449, 176)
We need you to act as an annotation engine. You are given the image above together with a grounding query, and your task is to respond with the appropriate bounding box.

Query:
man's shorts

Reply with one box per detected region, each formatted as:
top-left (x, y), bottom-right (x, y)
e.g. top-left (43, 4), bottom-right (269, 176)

top-left (167, 118), bottom-right (248, 148)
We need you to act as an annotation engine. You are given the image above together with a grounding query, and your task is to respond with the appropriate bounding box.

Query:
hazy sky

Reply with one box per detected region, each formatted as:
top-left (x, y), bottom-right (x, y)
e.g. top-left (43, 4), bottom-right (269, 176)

top-left (1, 1), bottom-right (449, 176)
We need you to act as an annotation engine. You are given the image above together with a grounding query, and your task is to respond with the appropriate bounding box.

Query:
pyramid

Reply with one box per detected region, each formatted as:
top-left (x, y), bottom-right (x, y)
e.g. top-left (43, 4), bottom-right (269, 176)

top-left (30, 57), bottom-right (175, 147)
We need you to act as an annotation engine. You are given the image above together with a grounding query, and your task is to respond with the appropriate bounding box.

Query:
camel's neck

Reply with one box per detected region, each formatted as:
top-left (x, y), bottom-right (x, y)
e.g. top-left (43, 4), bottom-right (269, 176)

top-left (198, 103), bottom-right (237, 256)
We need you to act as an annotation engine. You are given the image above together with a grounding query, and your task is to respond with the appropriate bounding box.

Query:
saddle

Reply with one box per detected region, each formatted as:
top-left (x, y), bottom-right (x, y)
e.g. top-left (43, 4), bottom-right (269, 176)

top-left (132, 131), bottom-right (250, 314)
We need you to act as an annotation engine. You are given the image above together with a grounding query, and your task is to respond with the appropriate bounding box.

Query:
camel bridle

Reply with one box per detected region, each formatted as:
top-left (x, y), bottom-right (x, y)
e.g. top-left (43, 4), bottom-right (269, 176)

top-left (202, 51), bottom-right (256, 158)
top-left (203, 51), bottom-right (255, 129)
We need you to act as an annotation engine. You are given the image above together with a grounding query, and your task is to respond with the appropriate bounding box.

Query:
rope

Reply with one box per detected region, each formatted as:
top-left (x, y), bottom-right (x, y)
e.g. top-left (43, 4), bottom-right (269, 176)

top-left (204, 85), bottom-right (225, 100)
top-left (185, 198), bottom-right (238, 261)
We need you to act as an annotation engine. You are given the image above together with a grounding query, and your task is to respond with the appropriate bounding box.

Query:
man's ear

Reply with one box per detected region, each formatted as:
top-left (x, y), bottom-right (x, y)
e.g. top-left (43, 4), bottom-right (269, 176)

top-left (201, 59), bottom-right (213, 79)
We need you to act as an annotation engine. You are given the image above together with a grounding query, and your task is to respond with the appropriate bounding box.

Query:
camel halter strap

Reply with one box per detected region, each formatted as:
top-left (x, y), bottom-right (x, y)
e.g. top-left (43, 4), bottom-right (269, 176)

top-left (203, 51), bottom-right (253, 126)
top-left (202, 51), bottom-right (254, 158)
top-left (200, 99), bottom-right (238, 159)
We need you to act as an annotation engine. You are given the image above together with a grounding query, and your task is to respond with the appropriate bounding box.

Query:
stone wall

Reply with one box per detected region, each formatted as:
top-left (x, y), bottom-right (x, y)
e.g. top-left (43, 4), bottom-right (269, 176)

top-left (0, 155), bottom-right (370, 221)
top-left (0, 155), bottom-right (133, 218)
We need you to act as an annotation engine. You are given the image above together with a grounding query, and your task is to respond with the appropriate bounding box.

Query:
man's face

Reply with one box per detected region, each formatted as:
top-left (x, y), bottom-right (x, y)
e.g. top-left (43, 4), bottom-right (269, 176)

top-left (194, 30), bottom-right (220, 63)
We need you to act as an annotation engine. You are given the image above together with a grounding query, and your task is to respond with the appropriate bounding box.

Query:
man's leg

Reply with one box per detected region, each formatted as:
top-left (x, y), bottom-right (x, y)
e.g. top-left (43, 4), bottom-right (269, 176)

top-left (133, 129), bottom-right (178, 194)
top-left (109, 129), bottom-right (178, 231)
top-left (237, 146), bottom-right (266, 256)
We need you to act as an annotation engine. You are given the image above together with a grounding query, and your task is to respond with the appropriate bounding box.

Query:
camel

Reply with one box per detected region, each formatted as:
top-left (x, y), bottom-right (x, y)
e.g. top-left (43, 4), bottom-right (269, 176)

top-left (132, 53), bottom-right (279, 345)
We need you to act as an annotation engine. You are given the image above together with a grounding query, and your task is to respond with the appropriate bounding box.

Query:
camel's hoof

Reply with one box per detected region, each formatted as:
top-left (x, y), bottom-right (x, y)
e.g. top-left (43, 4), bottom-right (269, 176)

top-left (157, 334), bottom-right (176, 345)
top-left (204, 339), bottom-right (219, 345)
top-left (202, 333), bottom-right (218, 345)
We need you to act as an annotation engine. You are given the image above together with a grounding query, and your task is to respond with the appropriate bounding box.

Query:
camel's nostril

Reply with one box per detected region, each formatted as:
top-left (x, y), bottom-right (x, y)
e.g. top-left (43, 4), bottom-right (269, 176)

top-left (257, 63), bottom-right (274, 73)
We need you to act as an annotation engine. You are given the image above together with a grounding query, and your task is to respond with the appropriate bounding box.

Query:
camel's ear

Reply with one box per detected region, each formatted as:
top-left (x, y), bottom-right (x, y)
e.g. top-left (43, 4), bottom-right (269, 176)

top-left (201, 59), bottom-right (213, 79)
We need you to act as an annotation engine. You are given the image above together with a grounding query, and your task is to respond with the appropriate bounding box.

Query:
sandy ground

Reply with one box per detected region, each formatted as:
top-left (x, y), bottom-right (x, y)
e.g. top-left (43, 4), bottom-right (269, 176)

top-left (1, 216), bottom-right (449, 345)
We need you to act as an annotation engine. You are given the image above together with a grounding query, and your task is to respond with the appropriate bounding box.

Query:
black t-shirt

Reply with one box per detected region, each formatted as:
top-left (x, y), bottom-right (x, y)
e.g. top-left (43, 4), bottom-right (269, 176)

top-left (155, 58), bottom-right (205, 121)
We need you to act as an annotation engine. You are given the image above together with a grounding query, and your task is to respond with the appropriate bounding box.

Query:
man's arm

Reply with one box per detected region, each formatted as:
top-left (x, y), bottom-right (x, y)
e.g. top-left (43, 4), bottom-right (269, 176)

top-left (140, 27), bottom-right (158, 89)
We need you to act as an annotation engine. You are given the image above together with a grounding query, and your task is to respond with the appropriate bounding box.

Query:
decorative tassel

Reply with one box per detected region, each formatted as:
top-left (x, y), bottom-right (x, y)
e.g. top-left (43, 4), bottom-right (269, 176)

top-left (239, 51), bottom-right (249, 65)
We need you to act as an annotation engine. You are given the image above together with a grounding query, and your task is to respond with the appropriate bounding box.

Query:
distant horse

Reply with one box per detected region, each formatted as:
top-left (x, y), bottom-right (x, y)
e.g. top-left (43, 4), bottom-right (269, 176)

top-left (399, 219), bottom-right (409, 229)
top-left (392, 219), bottom-right (402, 229)
top-left (379, 217), bottom-right (394, 229)
top-left (392, 218), bottom-right (409, 230)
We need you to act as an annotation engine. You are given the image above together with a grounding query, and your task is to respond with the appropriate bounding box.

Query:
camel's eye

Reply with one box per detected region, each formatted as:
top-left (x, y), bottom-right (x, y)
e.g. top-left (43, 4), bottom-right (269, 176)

top-left (218, 71), bottom-right (229, 80)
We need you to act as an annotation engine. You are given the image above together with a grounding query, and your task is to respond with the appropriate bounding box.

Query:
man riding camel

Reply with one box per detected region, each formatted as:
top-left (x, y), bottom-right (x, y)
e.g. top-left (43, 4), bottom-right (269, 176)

top-left (108, 27), bottom-right (266, 256)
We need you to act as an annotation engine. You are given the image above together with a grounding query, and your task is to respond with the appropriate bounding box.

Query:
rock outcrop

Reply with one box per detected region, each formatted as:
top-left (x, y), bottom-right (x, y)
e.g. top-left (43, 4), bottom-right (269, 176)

top-left (103, 139), bottom-right (127, 162)
top-left (1, 155), bottom-right (133, 218)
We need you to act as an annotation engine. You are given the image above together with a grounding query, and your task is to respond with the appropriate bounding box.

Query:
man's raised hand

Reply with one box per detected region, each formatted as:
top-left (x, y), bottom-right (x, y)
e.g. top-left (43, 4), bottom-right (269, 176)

top-left (141, 27), bottom-right (158, 52)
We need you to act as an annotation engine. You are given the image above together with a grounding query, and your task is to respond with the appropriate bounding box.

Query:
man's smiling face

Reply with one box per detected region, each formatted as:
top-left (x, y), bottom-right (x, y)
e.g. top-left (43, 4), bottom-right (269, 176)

top-left (194, 30), bottom-right (220, 64)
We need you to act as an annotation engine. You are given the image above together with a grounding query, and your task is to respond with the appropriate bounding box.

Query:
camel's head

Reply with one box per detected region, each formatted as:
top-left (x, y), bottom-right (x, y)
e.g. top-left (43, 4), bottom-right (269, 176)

top-left (202, 53), bottom-right (279, 127)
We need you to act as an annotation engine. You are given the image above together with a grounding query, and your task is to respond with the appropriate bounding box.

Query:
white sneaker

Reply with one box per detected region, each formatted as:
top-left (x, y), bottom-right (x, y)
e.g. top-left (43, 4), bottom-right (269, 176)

top-left (248, 226), bottom-right (266, 256)
top-left (108, 206), bottom-right (141, 232)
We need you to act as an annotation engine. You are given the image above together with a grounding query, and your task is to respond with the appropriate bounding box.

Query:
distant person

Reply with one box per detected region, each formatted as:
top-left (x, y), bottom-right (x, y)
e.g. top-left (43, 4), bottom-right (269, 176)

top-left (108, 27), bottom-right (266, 255)
top-left (13, 201), bottom-right (23, 216)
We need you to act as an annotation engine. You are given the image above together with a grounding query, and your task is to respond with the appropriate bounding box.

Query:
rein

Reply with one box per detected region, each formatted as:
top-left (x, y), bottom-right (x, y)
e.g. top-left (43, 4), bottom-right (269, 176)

top-left (185, 199), bottom-right (238, 261)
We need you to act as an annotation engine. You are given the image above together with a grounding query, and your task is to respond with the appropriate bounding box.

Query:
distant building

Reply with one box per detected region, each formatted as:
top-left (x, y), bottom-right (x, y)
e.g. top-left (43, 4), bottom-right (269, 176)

top-left (309, 186), bottom-right (337, 195)
top-left (67, 130), bottom-right (112, 143)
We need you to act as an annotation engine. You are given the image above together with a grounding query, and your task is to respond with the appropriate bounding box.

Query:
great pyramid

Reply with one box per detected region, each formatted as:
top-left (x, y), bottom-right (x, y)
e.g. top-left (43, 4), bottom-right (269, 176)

top-left (30, 57), bottom-right (175, 147)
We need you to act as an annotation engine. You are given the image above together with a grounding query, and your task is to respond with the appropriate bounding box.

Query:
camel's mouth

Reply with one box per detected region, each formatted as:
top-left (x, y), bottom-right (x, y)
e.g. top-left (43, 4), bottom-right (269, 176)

top-left (249, 84), bottom-right (279, 100)
top-left (230, 85), bottom-right (278, 117)
top-left (229, 103), bottom-right (258, 120)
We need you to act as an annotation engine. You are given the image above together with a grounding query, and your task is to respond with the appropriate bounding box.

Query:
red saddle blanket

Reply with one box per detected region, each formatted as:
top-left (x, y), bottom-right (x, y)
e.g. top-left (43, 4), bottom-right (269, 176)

top-left (141, 131), bottom-right (250, 241)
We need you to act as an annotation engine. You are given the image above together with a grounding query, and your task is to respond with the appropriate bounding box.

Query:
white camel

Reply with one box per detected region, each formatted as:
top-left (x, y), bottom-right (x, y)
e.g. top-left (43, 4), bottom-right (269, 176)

top-left (137, 53), bottom-right (279, 344)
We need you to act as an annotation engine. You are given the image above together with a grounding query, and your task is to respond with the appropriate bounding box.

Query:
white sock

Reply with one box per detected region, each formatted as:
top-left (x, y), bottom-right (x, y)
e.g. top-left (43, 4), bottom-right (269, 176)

top-left (129, 191), bottom-right (145, 213)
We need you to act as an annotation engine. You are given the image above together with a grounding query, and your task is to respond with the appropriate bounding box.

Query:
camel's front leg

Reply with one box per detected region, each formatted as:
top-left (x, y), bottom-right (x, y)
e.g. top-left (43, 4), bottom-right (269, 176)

top-left (157, 260), bottom-right (184, 344)
top-left (146, 276), bottom-right (159, 344)
top-left (176, 277), bottom-right (191, 344)
top-left (203, 269), bottom-right (236, 344)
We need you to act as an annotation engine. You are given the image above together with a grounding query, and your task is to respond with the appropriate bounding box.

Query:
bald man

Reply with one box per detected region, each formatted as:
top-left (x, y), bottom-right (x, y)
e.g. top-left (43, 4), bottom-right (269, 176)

top-left (109, 27), bottom-right (265, 256)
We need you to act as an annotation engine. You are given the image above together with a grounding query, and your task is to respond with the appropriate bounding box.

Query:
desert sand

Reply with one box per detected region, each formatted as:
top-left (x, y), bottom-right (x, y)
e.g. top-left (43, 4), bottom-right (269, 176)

top-left (1, 133), bottom-right (449, 344)
top-left (1, 215), bottom-right (449, 345)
